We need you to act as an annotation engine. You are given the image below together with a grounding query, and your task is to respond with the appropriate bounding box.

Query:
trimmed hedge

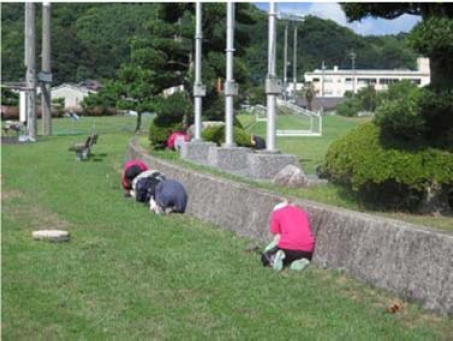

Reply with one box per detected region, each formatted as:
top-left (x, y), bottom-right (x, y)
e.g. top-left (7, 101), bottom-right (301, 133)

top-left (201, 125), bottom-right (252, 147)
top-left (323, 122), bottom-right (453, 210)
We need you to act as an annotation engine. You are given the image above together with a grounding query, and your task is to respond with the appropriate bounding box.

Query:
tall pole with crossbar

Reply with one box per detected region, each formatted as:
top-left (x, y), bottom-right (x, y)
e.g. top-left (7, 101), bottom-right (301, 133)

top-left (224, 1), bottom-right (237, 147)
top-left (193, 2), bottom-right (205, 140)
top-left (283, 21), bottom-right (288, 101)
top-left (41, 2), bottom-right (52, 135)
top-left (266, 1), bottom-right (278, 151)
top-left (25, 2), bottom-right (37, 141)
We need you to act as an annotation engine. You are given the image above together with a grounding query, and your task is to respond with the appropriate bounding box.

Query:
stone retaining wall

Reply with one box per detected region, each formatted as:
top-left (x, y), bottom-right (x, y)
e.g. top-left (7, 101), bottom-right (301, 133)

top-left (127, 140), bottom-right (453, 315)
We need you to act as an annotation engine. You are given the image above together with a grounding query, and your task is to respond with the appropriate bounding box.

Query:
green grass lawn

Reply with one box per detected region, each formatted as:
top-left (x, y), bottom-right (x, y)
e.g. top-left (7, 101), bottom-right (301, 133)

top-left (239, 113), bottom-right (369, 174)
top-left (2, 116), bottom-right (452, 339)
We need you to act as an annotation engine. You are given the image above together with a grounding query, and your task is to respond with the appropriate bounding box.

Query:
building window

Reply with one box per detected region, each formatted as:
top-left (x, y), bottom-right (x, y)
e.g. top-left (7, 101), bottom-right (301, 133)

top-left (408, 78), bottom-right (422, 85)
top-left (345, 78), bottom-right (353, 83)
top-left (313, 78), bottom-right (320, 82)
top-left (379, 78), bottom-right (399, 85)
top-left (358, 78), bottom-right (377, 85)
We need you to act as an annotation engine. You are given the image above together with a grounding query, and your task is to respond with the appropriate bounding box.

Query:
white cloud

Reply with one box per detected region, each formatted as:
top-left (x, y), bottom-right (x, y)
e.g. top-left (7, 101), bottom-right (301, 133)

top-left (268, 3), bottom-right (421, 36)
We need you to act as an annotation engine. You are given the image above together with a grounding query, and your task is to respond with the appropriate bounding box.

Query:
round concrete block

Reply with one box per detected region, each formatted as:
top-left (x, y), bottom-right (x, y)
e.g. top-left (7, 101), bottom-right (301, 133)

top-left (32, 230), bottom-right (70, 242)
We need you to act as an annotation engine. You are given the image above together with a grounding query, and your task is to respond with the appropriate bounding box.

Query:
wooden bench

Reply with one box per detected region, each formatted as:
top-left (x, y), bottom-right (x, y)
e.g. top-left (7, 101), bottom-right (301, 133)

top-left (68, 133), bottom-right (99, 161)
top-left (3, 121), bottom-right (24, 136)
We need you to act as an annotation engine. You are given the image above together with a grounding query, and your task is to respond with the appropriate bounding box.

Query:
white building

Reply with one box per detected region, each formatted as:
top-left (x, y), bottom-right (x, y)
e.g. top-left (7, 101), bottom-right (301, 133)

top-left (302, 57), bottom-right (430, 98)
top-left (49, 83), bottom-right (97, 109)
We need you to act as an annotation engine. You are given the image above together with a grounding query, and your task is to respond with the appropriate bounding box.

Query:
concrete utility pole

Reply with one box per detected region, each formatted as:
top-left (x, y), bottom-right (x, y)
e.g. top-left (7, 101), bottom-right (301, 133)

top-left (193, 2), bottom-right (205, 140)
top-left (283, 21), bottom-right (288, 101)
top-left (224, 1), bottom-right (237, 147)
top-left (292, 24), bottom-right (298, 99)
top-left (25, 2), bottom-right (37, 141)
top-left (41, 2), bottom-right (52, 135)
top-left (265, 1), bottom-right (279, 152)
top-left (350, 51), bottom-right (356, 94)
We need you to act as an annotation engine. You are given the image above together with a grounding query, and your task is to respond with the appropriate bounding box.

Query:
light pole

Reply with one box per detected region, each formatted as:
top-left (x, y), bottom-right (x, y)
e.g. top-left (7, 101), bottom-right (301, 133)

top-left (350, 51), bottom-right (356, 94)
top-left (224, 1), bottom-right (237, 147)
top-left (25, 2), bottom-right (37, 141)
top-left (41, 2), bottom-right (52, 136)
top-left (276, 13), bottom-right (304, 102)
top-left (282, 21), bottom-right (288, 101)
top-left (292, 24), bottom-right (298, 100)
top-left (321, 61), bottom-right (326, 113)
top-left (193, 2), bottom-right (205, 140)
top-left (265, 1), bottom-right (278, 152)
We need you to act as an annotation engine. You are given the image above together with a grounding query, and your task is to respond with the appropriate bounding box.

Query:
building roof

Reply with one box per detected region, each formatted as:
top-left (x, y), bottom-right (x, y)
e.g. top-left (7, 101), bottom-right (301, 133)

top-left (306, 69), bottom-right (429, 77)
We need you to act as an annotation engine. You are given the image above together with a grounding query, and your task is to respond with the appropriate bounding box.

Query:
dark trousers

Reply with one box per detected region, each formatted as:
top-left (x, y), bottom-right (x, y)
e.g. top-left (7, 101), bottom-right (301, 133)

top-left (261, 246), bottom-right (313, 267)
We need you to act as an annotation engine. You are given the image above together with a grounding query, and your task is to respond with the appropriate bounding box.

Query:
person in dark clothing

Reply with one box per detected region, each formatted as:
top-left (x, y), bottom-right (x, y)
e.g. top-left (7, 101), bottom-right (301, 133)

top-left (132, 170), bottom-right (166, 203)
top-left (251, 134), bottom-right (266, 150)
top-left (150, 179), bottom-right (188, 214)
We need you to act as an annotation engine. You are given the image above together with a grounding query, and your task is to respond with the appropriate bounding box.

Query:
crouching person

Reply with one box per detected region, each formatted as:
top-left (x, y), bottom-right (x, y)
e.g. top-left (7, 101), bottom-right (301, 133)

top-left (122, 159), bottom-right (149, 197)
top-left (132, 170), bottom-right (166, 203)
top-left (262, 200), bottom-right (315, 271)
top-left (150, 179), bottom-right (188, 215)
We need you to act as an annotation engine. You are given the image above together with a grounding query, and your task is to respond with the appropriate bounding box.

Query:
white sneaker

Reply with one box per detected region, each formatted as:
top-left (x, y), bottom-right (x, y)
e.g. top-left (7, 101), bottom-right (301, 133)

top-left (289, 258), bottom-right (310, 271)
top-left (272, 250), bottom-right (286, 272)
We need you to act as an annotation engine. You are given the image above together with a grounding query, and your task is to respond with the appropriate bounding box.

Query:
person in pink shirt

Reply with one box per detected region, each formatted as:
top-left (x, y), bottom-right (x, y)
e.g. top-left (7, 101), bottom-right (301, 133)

top-left (262, 200), bottom-right (315, 271)
top-left (166, 131), bottom-right (190, 150)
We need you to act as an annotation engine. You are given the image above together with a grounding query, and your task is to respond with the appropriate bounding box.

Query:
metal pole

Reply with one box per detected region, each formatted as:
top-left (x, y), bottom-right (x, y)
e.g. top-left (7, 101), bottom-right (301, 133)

top-left (41, 2), bottom-right (52, 135)
top-left (224, 1), bottom-right (236, 147)
top-left (193, 2), bottom-right (204, 140)
top-left (266, 1), bottom-right (277, 151)
top-left (321, 60), bottom-right (326, 97)
top-left (350, 51), bottom-right (356, 94)
top-left (25, 2), bottom-right (37, 141)
top-left (292, 25), bottom-right (298, 99)
top-left (283, 21), bottom-right (288, 101)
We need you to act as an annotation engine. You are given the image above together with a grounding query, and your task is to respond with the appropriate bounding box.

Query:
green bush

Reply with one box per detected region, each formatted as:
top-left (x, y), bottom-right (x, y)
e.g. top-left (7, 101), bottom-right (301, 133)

top-left (373, 89), bottom-right (425, 140)
top-left (323, 122), bottom-right (453, 210)
top-left (336, 98), bottom-right (362, 117)
top-left (201, 125), bottom-right (252, 147)
top-left (149, 121), bottom-right (182, 149)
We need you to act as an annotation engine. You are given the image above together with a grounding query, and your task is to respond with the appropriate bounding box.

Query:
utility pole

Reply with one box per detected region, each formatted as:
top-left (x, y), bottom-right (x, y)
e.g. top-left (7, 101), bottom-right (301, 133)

top-left (25, 2), bottom-right (37, 141)
top-left (41, 2), bottom-right (52, 135)
top-left (224, 1), bottom-right (237, 147)
top-left (350, 51), bottom-right (356, 94)
top-left (193, 2), bottom-right (205, 140)
top-left (282, 21), bottom-right (288, 101)
top-left (265, 1), bottom-right (279, 152)
top-left (292, 24), bottom-right (298, 100)
top-left (321, 61), bottom-right (326, 113)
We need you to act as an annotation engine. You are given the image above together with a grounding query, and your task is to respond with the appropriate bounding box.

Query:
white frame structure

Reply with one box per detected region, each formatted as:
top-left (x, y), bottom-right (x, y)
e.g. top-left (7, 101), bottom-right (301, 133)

top-left (251, 100), bottom-right (323, 137)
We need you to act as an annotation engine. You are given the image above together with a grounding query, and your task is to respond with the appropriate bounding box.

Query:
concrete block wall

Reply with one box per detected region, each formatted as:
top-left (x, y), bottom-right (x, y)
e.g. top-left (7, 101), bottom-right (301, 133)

top-left (127, 140), bottom-right (453, 315)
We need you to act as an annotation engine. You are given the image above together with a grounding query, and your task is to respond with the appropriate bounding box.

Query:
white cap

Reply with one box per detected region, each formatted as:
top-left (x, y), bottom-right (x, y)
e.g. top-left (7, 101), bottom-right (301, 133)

top-left (273, 201), bottom-right (288, 212)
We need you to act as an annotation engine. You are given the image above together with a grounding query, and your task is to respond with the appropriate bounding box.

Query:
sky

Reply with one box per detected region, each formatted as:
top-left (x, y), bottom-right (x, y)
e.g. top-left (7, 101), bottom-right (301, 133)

top-left (255, 2), bottom-right (421, 36)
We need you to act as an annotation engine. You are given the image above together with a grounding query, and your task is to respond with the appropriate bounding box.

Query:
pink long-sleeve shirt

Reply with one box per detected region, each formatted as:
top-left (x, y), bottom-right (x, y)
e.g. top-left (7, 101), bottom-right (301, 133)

top-left (270, 204), bottom-right (315, 252)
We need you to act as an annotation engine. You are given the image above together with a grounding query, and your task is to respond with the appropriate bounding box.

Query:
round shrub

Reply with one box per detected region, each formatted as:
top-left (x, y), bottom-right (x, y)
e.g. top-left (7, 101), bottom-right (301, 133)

top-left (149, 121), bottom-right (182, 149)
top-left (323, 122), bottom-right (453, 210)
top-left (201, 125), bottom-right (252, 147)
top-left (373, 89), bottom-right (425, 141)
top-left (336, 98), bottom-right (362, 117)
